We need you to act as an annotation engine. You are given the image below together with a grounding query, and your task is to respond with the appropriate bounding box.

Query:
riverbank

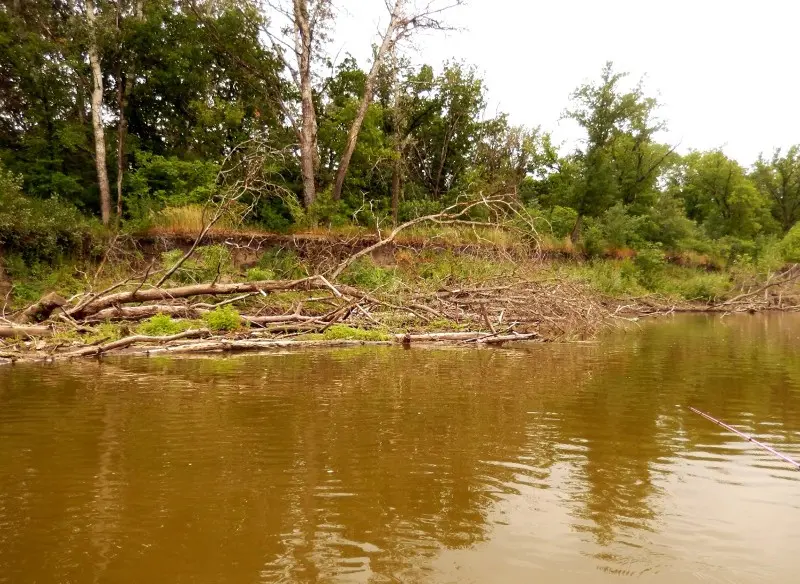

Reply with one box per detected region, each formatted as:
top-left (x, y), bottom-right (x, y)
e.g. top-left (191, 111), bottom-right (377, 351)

top-left (1, 225), bottom-right (799, 364)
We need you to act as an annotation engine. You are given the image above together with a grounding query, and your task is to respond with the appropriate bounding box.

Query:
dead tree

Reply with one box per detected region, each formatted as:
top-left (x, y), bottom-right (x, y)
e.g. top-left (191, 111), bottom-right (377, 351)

top-left (331, 0), bottom-right (464, 202)
top-left (85, 0), bottom-right (113, 224)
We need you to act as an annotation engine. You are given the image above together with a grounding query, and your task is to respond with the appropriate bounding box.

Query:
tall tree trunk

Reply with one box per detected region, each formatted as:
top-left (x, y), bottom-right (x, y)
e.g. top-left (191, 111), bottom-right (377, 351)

top-left (390, 68), bottom-right (403, 226)
top-left (391, 150), bottom-right (402, 226)
top-left (115, 72), bottom-right (127, 219)
top-left (293, 0), bottom-right (318, 208)
top-left (86, 0), bottom-right (112, 225)
top-left (570, 214), bottom-right (583, 243)
top-left (331, 5), bottom-right (400, 202)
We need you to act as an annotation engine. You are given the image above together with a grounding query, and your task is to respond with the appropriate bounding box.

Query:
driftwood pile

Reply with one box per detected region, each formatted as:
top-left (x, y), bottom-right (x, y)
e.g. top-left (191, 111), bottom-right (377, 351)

top-left (0, 268), bottom-right (613, 363)
top-left (0, 196), bottom-right (612, 362)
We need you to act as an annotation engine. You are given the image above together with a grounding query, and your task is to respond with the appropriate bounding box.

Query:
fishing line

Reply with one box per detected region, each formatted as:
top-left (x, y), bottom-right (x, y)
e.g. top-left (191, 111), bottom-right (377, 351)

top-left (688, 406), bottom-right (800, 471)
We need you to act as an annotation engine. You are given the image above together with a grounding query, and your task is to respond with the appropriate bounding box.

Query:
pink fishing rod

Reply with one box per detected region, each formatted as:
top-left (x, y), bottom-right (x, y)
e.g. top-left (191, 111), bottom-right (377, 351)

top-left (689, 406), bottom-right (800, 471)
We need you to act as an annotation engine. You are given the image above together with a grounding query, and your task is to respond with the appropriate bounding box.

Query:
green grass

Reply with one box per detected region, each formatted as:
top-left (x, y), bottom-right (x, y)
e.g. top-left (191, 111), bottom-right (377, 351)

top-left (561, 258), bottom-right (733, 301)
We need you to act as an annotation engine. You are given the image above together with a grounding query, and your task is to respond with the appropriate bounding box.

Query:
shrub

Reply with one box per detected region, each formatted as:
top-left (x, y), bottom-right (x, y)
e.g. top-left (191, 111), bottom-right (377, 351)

top-left (397, 199), bottom-right (442, 223)
top-left (257, 248), bottom-right (306, 279)
top-left (0, 164), bottom-right (96, 263)
top-left (159, 244), bottom-right (233, 284)
top-left (633, 246), bottom-right (666, 290)
top-left (547, 206), bottom-right (579, 239)
top-left (675, 273), bottom-right (731, 302)
top-left (780, 223), bottom-right (800, 262)
top-left (203, 305), bottom-right (242, 332)
top-left (339, 257), bottom-right (398, 290)
top-left (137, 314), bottom-right (191, 336)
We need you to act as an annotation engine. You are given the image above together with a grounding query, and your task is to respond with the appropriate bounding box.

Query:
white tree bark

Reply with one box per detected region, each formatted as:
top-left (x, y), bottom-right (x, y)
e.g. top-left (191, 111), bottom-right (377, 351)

top-left (86, 0), bottom-right (113, 225)
top-left (293, 0), bottom-right (319, 208)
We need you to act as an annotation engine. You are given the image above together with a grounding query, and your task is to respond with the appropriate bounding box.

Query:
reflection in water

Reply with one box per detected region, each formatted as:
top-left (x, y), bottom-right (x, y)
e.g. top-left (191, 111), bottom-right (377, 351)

top-left (1, 315), bottom-right (800, 583)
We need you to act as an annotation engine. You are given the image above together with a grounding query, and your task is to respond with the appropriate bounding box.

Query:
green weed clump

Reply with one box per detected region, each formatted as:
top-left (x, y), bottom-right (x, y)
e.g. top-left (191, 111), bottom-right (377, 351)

top-left (245, 267), bottom-right (274, 281)
top-left (322, 325), bottom-right (390, 341)
top-left (339, 257), bottom-right (399, 291)
top-left (82, 323), bottom-right (124, 344)
top-left (160, 244), bottom-right (234, 284)
top-left (136, 314), bottom-right (195, 336)
top-left (673, 272), bottom-right (731, 302)
top-left (256, 248), bottom-right (307, 279)
top-left (202, 305), bottom-right (242, 332)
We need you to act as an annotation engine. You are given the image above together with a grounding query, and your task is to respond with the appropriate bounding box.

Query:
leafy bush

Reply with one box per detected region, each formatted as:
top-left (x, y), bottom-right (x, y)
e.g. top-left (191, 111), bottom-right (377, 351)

top-left (600, 203), bottom-right (645, 249)
top-left (339, 257), bottom-right (398, 290)
top-left (257, 248), bottom-right (306, 279)
top-left (675, 272), bottom-right (731, 302)
top-left (322, 325), bottom-right (390, 341)
top-left (780, 223), bottom-right (800, 262)
top-left (576, 259), bottom-right (642, 296)
top-left (2, 253), bottom-right (84, 306)
top-left (126, 152), bottom-right (219, 207)
top-left (633, 246), bottom-right (666, 290)
top-left (203, 305), bottom-right (242, 332)
top-left (159, 244), bottom-right (233, 284)
top-left (137, 314), bottom-right (192, 336)
top-left (397, 198), bottom-right (442, 223)
top-left (547, 206), bottom-right (578, 239)
top-left (0, 164), bottom-right (96, 262)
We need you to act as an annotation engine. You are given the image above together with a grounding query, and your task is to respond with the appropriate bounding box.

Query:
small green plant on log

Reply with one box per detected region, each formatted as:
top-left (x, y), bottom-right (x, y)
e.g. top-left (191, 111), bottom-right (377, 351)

top-left (203, 305), bottom-right (242, 332)
top-left (137, 314), bottom-right (191, 336)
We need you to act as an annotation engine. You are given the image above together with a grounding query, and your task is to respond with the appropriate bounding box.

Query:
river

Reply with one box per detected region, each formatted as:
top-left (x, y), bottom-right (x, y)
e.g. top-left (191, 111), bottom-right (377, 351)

top-left (1, 314), bottom-right (799, 583)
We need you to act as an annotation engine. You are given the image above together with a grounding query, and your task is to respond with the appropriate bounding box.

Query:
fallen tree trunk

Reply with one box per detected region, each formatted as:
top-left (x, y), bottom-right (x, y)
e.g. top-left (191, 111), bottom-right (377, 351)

top-left (0, 325), bottom-right (53, 338)
top-left (62, 328), bottom-right (211, 358)
top-left (66, 277), bottom-right (329, 319)
top-left (84, 304), bottom-right (205, 322)
top-left (15, 292), bottom-right (66, 324)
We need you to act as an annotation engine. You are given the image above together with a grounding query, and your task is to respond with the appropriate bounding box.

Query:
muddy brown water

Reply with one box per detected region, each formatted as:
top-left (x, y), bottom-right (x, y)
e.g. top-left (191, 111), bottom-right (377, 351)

top-left (2, 315), bottom-right (800, 583)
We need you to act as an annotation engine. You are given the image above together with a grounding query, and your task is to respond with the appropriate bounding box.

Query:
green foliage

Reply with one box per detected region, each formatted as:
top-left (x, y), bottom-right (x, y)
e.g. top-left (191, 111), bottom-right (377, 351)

top-left (245, 267), bottom-right (274, 281)
top-left (136, 314), bottom-right (193, 336)
top-left (572, 259), bottom-right (642, 296)
top-left (674, 272), bottom-right (731, 302)
top-left (160, 245), bottom-right (233, 284)
top-left (546, 206), bottom-right (578, 239)
top-left (752, 146), bottom-right (800, 233)
top-left (633, 246), bottom-right (666, 290)
top-left (2, 253), bottom-right (83, 306)
top-left (0, 164), bottom-right (97, 263)
top-left (256, 249), bottom-right (306, 279)
top-left (339, 258), bottom-right (398, 290)
top-left (82, 323), bottom-right (124, 345)
top-left (322, 325), bottom-right (390, 341)
top-left (779, 223), bottom-right (800, 262)
top-left (397, 199), bottom-right (443, 223)
top-left (202, 305), bottom-right (242, 332)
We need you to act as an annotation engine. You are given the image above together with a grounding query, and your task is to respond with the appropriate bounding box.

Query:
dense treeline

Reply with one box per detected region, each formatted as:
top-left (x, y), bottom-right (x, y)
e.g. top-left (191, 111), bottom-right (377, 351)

top-left (2, 0), bottom-right (800, 267)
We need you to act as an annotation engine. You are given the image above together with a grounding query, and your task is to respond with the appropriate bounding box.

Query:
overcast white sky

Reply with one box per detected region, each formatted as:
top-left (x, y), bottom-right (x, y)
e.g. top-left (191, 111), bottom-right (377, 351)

top-left (333, 0), bottom-right (800, 166)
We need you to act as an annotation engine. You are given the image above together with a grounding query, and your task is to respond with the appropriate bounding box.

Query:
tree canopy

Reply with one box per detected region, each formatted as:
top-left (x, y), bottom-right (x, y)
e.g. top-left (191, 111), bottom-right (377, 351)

top-left (0, 1), bottom-right (798, 264)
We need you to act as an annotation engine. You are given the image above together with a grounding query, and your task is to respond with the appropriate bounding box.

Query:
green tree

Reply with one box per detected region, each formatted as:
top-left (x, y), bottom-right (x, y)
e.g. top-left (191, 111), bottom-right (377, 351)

top-left (752, 146), bottom-right (800, 233)
top-left (564, 62), bottom-right (671, 238)
top-left (674, 150), bottom-right (771, 238)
